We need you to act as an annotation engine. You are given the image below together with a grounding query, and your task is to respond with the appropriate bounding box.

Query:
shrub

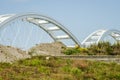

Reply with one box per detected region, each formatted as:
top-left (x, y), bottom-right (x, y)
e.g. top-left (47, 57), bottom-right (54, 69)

top-left (43, 60), bottom-right (58, 67)
top-left (105, 47), bottom-right (113, 55)
top-left (112, 43), bottom-right (120, 55)
top-left (79, 48), bottom-right (88, 53)
top-left (71, 67), bottom-right (82, 80)
top-left (21, 58), bottom-right (42, 66)
top-left (0, 77), bottom-right (3, 80)
top-left (0, 63), bottom-right (11, 69)
top-left (72, 60), bottom-right (88, 71)
top-left (88, 42), bottom-right (114, 55)
top-left (106, 72), bottom-right (120, 79)
top-left (83, 73), bottom-right (95, 80)
top-left (62, 65), bottom-right (71, 73)
top-left (63, 48), bottom-right (80, 55)
top-left (63, 41), bottom-right (120, 55)
top-left (71, 67), bottom-right (82, 75)
top-left (38, 66), bottom-right (51, 75)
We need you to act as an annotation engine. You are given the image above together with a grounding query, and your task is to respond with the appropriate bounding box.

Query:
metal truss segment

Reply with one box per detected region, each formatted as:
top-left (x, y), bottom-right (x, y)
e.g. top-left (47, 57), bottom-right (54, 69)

top-left (82, 29), bottom-right (120, 47)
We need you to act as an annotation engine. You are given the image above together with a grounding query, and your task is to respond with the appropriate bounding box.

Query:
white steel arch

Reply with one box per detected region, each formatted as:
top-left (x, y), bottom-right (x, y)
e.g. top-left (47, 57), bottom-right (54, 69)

top-left (0, 13), bottom-right (81, 48)
top-left (82, 29), bottom-right (120, 47)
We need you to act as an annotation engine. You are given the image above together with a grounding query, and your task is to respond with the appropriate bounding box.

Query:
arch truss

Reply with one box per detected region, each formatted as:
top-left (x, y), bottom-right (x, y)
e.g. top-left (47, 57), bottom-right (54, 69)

top-left (0, 13), bottom-right (81, 49)
top-left (82, 29), bottom-right (120, 47)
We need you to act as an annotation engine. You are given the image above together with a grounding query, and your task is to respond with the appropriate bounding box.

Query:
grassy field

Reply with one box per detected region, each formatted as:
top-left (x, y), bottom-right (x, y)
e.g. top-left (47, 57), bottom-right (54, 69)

top-left (0, 56), bottom-right (120, 80)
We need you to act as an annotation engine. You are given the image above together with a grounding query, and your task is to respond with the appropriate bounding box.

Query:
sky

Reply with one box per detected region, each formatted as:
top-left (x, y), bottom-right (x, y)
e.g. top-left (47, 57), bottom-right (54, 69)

top-left (0, 0), bottom-right (120, 42)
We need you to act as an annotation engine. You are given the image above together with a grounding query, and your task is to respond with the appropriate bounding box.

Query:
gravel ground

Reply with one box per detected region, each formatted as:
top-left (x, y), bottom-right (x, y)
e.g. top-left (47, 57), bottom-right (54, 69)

top-left (0, 45), bottom-right (30, 63)
top-left (0, 42), bottom-right (66, 63)
top-left (29, 42), bottom-right (66, 56)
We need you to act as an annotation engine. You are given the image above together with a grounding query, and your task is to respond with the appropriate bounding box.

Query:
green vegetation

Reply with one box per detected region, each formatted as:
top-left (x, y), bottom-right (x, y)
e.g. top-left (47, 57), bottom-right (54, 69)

top-left (63, 48), bottom-right (80, 55)
top-left (63, 42), bottom-right (120, 55)
top-left (0, 56), bottom-right (120, 80)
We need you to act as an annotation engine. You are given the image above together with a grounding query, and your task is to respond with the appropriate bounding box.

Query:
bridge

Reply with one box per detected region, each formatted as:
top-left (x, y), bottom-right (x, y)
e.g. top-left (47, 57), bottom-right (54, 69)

top-left (0, 13), bottom-right (120, 50)
top-left (82, 29), bottom-right (120, 47)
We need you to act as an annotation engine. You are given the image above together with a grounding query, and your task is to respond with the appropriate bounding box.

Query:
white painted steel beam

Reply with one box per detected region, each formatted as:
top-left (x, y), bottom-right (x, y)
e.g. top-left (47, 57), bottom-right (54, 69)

top-left (55, 35), bottom-right (70, 39)
top-left (47, 26), bottom-right (60, 31)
